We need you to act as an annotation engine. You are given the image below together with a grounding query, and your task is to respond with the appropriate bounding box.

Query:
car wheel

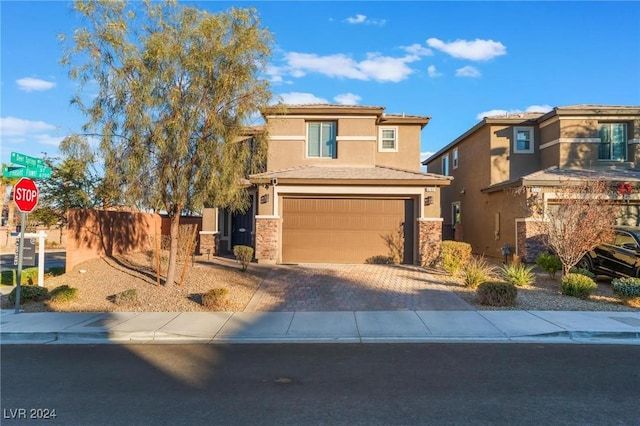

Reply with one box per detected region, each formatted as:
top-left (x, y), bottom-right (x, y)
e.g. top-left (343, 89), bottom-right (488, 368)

top-left (576, 256), bottom-right (593, 272)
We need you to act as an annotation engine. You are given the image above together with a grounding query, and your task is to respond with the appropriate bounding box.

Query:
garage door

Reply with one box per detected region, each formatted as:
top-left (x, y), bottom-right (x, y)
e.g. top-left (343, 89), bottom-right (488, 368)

top-left (282, 198), bottom-right (414, 264)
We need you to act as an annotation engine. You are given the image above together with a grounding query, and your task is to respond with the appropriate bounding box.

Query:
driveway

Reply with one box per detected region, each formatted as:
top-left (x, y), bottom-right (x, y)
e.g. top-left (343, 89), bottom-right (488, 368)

top-left (244, 263), bottom-right (474, 312)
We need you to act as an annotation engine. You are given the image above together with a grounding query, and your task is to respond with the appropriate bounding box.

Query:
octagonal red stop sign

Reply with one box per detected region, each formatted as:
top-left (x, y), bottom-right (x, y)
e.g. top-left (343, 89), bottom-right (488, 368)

top-left (13, 178), bottom-right (39, 213)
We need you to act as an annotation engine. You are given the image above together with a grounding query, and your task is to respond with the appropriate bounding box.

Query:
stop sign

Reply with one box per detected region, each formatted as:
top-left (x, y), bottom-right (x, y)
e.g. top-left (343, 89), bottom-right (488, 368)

top-left (13, 178), bottom-right (39, 213)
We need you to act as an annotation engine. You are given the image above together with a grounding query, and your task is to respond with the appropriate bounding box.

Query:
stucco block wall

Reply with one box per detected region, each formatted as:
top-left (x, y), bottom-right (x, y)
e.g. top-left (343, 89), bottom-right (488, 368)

top-left (66, 209), bottom-right (162, 272)
top-left (255, 216), bottom-right (280, 264)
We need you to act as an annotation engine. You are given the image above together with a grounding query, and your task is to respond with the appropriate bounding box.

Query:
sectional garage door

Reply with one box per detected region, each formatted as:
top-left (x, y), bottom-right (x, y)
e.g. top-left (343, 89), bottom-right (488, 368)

top-left (282, 197), bottom-right (414, 264)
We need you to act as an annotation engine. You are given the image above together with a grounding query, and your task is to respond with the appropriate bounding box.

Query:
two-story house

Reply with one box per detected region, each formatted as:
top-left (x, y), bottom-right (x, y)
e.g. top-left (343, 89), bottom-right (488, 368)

top-left (199, 104), bottom-right (451, 265)
top-left (423, 105), bottom-right (640, 262)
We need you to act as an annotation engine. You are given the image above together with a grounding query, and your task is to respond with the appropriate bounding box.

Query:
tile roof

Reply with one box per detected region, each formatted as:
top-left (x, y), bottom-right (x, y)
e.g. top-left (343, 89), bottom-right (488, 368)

top-left (250, 165), bottom-right (451, 182)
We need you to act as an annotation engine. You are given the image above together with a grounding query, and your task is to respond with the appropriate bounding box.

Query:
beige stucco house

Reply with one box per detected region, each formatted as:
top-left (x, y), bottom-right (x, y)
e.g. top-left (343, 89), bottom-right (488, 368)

top-left (200, 104), bottom-right (451, 265)
top-left (423, 105), bottom-right (640, 262)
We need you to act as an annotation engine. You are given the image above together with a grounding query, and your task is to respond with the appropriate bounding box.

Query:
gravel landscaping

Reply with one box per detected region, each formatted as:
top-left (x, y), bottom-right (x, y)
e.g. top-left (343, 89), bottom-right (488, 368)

top-left (1, 253), bottom-right (638, 313)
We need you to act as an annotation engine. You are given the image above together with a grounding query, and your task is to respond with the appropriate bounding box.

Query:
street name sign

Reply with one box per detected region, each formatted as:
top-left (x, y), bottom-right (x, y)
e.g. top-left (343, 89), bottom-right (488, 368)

top-left (3, 166), bottom-right (52, 179)
top-left (11, 152), bottom-right (45, 168)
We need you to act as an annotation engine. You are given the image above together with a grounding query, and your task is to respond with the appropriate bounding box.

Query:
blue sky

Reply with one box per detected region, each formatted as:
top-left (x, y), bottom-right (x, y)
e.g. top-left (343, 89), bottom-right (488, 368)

top-left (1, 1), bottom-right (639, 169)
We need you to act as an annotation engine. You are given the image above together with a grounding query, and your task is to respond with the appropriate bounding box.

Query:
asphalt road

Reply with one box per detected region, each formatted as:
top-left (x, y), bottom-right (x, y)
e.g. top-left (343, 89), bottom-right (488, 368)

top-left (0, 251), bottom-right (65, 271)
top-left (1, 343), bottom-right (639, 425)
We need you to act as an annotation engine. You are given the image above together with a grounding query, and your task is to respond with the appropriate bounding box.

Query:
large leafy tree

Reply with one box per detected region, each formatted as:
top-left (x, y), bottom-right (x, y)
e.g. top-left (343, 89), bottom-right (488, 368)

top-left (61, 0), bottom-right (272, 285)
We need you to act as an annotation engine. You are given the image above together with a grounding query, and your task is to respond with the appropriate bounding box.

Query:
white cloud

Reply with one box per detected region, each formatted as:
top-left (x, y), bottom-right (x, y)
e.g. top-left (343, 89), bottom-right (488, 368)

top-left (402, 43), bottom-right (433, 57)
top-left (334, 93), bottom-right (361, 105)
top-left (284, 51), bottom-right (417, 83)
top-left (456, 66), bottom-right (481, 78)
top-left (345, 14), bottom-right (386, 26)
top-left (276, 92), bottom-right (328, 104)
top-left (427, 65), bottom-right (442, 78)
top-left (16, 77), bottom-right (56, 92)
top-left (0, 116), bottom-right (56, 136)
top-left (476, 105), bottom-right (553, 120)
top-left (420, 151), bottom-right (435, 163)
top-left (427, 38), bottom-right (507, 61)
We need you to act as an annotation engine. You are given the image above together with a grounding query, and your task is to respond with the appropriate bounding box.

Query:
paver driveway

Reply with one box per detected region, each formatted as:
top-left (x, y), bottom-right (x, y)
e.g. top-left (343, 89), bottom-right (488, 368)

top-left (244, 263), bottom-right (474, 312)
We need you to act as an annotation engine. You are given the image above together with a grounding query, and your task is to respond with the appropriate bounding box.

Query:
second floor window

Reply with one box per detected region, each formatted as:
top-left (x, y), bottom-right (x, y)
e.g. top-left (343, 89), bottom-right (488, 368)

top-left (442, 154), bottom-right (449, 176)
top-left (379, 127), bottom-right (398, 151)
top-left (598, 123), bottom-right (627, 161)
top-left (308, 122), bottom-right (336, 158)
top-left (453, 148), bottom-right (459, 169)
top-left (514, 127), bottom-right (534, 153)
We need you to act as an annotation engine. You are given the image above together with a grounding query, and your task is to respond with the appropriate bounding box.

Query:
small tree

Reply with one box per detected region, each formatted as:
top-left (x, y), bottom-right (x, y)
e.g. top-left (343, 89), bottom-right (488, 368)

top-left (526, 178), bottom-right (620, 275)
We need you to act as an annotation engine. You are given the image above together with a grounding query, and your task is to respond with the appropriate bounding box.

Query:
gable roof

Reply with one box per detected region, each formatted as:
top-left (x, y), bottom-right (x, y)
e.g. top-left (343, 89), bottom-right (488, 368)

top-left (249, 165), bottom-right (451, 186)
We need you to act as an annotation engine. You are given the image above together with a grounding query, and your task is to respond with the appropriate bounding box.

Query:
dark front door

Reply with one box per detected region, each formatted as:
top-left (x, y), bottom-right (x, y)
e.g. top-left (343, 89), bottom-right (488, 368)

top-left (231, 197), bottom-right (254, 248)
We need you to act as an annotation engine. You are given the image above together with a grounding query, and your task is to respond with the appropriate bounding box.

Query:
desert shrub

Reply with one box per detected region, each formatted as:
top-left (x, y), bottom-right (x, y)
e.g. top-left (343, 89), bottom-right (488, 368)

top-left (536, 253), bottom-right (562, 279)
top-left (46, 266), bottom-right (65, 277)
top-left (49, 285), bottom-right (78, 303)
top-left (460, 256), bottom-right (495, 289)
top-left (561, 273), bottom-right (597, 299)
top-left (233, 245), bottom-right (254, 272)
top-left (440, 241), bottom-right (472, 275)
top-left (8, 285), bottom-right (49, 304)
top-left (1, 270), bottom-right (15, 285)
top-left (476, 281), bottom-right (518, 307)
top-left (499, 263), bottom-right (535, 287)
top-left (568, 267), bottom-right (596, 281)
top-left (113, 289), bottom-right (138, 306)
top-left (611, 277), bottom-right (640, 298)
top-left (365, 255), bottom-right (395, 265)
top-left (202, 288), bottom-right (229, 309)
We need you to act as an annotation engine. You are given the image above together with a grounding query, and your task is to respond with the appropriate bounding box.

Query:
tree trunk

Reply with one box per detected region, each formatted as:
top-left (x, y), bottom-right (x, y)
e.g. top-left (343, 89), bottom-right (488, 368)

top-left (165, 211), bottom-right (181, 286)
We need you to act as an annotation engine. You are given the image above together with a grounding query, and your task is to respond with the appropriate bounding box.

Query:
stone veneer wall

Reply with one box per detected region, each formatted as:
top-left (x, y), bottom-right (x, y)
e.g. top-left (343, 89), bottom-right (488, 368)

top-left (418, 219), bottom-right (442, 267)
top-left (198, 231), bottom-right (220, 256)
top-left (516, 220), bottom-right (548, 263)
top-left (255, 216), bottom-right (280, 264)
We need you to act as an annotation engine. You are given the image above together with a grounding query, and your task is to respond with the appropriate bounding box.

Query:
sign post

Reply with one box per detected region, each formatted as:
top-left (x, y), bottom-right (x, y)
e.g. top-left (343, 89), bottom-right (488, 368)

top-left (12, 178), bottom-right (39, 313)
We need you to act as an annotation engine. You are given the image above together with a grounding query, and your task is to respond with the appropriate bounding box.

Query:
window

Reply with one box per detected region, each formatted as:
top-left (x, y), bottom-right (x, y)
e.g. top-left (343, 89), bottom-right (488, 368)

top-left (452, 148), bottom-right (459, 169)
top-left (513, 127), bottom-right (534, 153)
top-left (307, 122), bottom-right (336, 158)
top-left (442, 154), bottom-right (449, 176)
top-left (452, 202), bottom-right (461, 225)
top-left (378, 127), bottom-right (398, 151)
top-left (598, 123), bottom-right (627, 161)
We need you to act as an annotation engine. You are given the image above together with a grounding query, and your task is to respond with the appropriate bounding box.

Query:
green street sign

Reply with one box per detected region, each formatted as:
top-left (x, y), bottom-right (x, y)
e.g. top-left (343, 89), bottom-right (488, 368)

top-left (2, 166), bottom-right (52, 179)
top-left (11, 152), bottom-right (45, 168)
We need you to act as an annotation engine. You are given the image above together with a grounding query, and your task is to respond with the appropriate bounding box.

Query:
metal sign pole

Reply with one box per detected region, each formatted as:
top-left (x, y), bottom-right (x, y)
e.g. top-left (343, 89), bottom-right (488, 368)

top-left (15, 212), bottom-right (26, 314)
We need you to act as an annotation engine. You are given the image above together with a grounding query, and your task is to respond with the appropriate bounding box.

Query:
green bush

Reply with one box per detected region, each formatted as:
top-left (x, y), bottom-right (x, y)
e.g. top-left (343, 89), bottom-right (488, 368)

top-left (49, 285), bottom-right (78, 303)
top-left (561, 273), bottom-right (597, 299)
top-left (460, 256), bottom-right (495, 289)
top-left (365, 255), bottom-right (395, 265)
top-left (202, 288), bottom-right (229, 309)
top-left (500, 263), bottom-right (535, 287)
top-left (536, 253), bottom-right (562, 279)
top-left (611, 277), bottom-right (640, 298)
top-left (0, 268), bottom-right (40, 285)
top-left (476, 282), bottom-right (518, 307)
top-left (113, 289), bottom-right (138, 306)
top-left (233, 245), bottom-right (254, 272)
top-left (8, 285), bottom-right (49, 304)
top-left (440, 241), bottom-right (472, 275)
top-left (568, 267), bottom-right (596, 281)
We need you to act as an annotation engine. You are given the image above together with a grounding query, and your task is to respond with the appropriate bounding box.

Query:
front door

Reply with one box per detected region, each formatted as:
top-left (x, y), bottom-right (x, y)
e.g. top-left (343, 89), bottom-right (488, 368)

top-left (231, 196), bottom-right (254, 248)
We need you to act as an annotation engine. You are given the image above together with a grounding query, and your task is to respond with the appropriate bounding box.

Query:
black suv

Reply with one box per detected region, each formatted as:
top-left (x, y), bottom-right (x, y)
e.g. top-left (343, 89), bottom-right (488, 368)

top-left (578, 226), bottom-right (640, 278)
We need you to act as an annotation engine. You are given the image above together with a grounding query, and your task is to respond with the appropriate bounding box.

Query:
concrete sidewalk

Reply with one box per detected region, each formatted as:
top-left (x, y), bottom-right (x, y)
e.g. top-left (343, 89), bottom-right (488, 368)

top-left (2, 309), bottom-right (640, 345)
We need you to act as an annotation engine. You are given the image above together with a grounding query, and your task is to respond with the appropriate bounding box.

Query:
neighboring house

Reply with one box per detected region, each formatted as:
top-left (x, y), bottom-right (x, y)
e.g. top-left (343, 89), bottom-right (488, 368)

top-left (200, 104), bottom-right (451, 265)
top-left (423, 105), bottom-right (640, 262)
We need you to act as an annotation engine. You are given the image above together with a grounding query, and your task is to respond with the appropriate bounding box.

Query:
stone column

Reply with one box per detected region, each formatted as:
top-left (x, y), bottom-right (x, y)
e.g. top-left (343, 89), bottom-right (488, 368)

top-left (198, 231), bottom-right (219, 257)
top-left (255, 216), bottom-right (280, 264)
top-left (417, 218), bottom-right (443, 267)
top-left (516, 219), bottom-right (547, 263)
